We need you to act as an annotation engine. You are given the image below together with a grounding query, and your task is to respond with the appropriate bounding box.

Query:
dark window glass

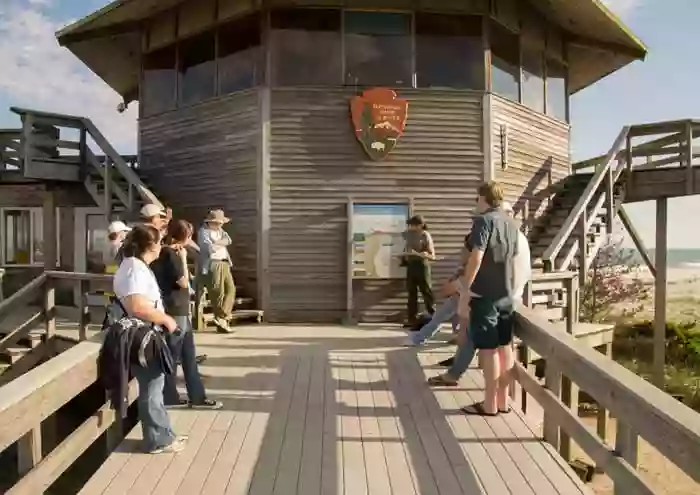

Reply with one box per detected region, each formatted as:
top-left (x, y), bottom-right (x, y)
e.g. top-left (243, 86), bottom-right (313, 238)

top-left (521, 47), bottom-right (544, 113)
top-left (271, 9), bottom-right (341, 86)
top-left (490, 22), bottom-right (520, 101)
top-left (218, 15), bottom-right (262, 95)
top-left (415, 14), bottom-right (484, 89)
top-left (178, 32), bottom-right (216, 105)
top-left (344, 11), bottom-right (412, 87)
top-left (142, 46), bottom-right (176, 116)
top-left (546, 58), bottom-right (567, 121)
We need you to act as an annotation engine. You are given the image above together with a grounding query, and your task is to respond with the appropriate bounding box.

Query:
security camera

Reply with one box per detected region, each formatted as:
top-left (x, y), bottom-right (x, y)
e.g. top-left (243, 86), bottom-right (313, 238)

top-left (116, 101), bottom-right (127, 113)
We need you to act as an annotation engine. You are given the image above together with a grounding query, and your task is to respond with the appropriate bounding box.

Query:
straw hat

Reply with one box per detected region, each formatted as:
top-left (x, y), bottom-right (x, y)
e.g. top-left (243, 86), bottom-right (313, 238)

top-left (205, 209), bottom-right (230, 224)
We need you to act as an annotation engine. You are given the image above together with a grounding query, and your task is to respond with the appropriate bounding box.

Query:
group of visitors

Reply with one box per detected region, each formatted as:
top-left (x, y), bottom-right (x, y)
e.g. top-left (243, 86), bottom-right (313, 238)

top-left (103, 204), bottom-right (239, 454)
top-left (405, 181), bottom-right (531, 417)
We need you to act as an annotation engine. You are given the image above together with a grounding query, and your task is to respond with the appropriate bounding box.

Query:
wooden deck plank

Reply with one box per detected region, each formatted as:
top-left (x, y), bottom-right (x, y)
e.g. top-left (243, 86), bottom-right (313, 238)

top-left (366, 356), bottom-right (417, 495)
top-left (272, 351), bottom-right (313, 495)
top-left (175, 411), bottom-right (235, 495)
top-left (410, 351), bottom-right (484, 495)
top-left (150, 410), bottom-right (219, 495)
top-left (77, 325), bottom-right (595, 495)
top-left (321, 352), bottom-right (344, 495)
top-left (127, 411), bottom-right (199, 494)
top-left (297, 350), bottom-right (326, 495)
top-left (417, 352), bottom-right (508, 495)
top-left (245, 353), bottom-right (299, 495)
top-left (467, 363), bottom-right (590, 494)
top-left (353, 355), bottom-right (393, 495)
top-left (336, 354), bottom-right (369, 495)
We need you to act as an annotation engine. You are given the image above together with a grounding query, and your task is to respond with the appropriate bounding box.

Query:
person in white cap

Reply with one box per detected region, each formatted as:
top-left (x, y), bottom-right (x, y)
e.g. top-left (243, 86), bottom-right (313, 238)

top-left (104, 221), bottom-right (132, 273)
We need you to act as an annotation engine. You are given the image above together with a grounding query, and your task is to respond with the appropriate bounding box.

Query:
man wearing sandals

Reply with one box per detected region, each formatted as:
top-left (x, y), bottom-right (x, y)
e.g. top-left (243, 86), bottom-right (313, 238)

top-left (428, 201), bottom-right (531, 389)
top-left (455, 182), bottom-right (521, 417)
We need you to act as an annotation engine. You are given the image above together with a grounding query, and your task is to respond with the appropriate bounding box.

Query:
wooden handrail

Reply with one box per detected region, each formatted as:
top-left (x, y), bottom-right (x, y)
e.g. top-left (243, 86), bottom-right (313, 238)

top-left (542, 126), bottom-right (630, 270)
top-left (515, 307), bottom-right (700, 491)
top-left (0, 274), bottom-right (47, 321)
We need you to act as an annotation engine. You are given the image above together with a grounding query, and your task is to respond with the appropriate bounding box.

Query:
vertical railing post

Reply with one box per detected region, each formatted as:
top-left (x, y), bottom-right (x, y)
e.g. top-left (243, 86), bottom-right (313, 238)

top-left (519, 281), bottom-right (535, 413)
top-left (606, 159), bottom-right (614, 235)
top-left (614, 422), bottom-right (639, 495)
top-left (79, 125), bottom-right (88, 182)
top-left (104, 157), bottom-right (112, 220)
top-left (559, 276), bottom-right (580, 462)
top-left (21, 113), bottom-right (34, 175)
top-left (78, 279), bottom-right (90, 341)
top-left (543, 359), bottom-right (562, 450)
top-left (685, 121), bottom-right (693, 195)
top-left (625, 132), bottom-right (633, 192)
top-left (595, 341), bottom-right (612, 472)
top-left (44, 276), bottom-right (56, 340)
top-left (578, 212), bottom-right (588, 289)
top-left (17, 427), bottom-right (42, 476)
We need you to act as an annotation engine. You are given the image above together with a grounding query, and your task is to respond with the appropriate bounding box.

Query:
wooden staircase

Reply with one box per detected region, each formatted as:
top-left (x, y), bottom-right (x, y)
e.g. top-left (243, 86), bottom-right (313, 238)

top-left (530, 119), bottom-right (700, 279)
top-left (3, 107), bottom-right (264, 332)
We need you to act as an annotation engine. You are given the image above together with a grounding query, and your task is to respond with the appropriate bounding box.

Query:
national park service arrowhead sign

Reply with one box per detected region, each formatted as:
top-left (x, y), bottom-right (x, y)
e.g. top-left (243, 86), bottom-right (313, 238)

top-left (350, 88), bottom-right (408, 161)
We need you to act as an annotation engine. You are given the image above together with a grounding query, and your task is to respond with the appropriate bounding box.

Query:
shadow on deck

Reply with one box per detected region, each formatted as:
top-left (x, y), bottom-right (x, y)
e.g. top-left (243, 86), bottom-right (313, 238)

top-left (80, 325), bottom-right (587, 495)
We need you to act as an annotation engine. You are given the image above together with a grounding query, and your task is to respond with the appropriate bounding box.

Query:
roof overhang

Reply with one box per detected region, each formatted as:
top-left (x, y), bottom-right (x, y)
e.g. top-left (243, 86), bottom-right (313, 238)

top-left (56, 0), bottom-right (647, 100)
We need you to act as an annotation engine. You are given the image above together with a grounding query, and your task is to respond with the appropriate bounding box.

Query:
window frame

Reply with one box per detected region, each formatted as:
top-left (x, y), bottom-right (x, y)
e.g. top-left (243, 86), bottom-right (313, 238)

top-left (0, 207), bottom-right (61, 267)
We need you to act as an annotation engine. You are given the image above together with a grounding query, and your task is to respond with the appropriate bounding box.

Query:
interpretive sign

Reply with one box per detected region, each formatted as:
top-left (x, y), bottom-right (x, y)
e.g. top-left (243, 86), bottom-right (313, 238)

top-left (350, 203), bottom-right (409, 279)
top-left (350, 88), bottom-right (408, 160)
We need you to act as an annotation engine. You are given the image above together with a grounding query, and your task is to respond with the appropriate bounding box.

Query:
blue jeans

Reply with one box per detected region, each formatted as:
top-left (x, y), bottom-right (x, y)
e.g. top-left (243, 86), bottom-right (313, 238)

top-left (133, 363), bottom-right (176, 452)
top-left (164, 315), bottom-right (206, 405)
top-left (412, 295), bottom-right (460, 345)
top-left (447, 326), bottom-right (477, 379)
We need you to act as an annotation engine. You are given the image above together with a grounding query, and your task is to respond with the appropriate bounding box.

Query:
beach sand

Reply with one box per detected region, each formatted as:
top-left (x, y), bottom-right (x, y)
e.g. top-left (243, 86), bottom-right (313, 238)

top-left (617, 266), bottom-right (700, 321)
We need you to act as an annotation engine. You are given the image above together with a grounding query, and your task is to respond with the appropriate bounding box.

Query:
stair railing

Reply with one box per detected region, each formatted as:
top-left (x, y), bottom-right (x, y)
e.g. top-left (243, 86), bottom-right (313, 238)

top-left (0, 130), bottom-right (21, 171)
top-left (10, 107), bottom-right (161, 214)
top-left (542, 126), bottom-right (631, 272)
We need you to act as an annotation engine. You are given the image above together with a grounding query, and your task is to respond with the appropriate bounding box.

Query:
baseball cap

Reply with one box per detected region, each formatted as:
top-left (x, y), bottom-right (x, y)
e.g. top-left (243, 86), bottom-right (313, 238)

top-left (107, 221), bottom-right (131, 235)
top-left (140, 203), bottom-right (167, 219)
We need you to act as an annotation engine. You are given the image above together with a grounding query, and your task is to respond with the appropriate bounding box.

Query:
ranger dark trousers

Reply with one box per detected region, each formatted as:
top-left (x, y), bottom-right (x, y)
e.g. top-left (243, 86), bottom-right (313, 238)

top-left (406, 258), bottom-right (435, 323)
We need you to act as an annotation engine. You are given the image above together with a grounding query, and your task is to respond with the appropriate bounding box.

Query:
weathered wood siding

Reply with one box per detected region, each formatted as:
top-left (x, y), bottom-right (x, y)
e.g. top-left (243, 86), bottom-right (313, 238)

top-left (268, 88), bottom-right (484, 323)
top-left (491, 95), bottom-right (570, 229)
top-left (139, 90), bottom-right (261, 299)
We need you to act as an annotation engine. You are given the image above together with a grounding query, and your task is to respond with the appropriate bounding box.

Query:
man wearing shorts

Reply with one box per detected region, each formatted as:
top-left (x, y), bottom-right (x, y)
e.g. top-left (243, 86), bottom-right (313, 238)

top-left (457, 182), bottom-right (520, 416)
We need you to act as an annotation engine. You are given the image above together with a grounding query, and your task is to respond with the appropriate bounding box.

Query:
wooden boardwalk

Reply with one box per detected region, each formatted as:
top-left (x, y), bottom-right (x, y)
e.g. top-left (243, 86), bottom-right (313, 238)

top-left (79, 325), bottom-right (590, 495)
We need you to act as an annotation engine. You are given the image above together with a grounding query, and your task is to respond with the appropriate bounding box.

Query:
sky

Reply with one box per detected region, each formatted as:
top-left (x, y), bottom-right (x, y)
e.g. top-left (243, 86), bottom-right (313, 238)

top-left (0, 0), bottom-right (698, 249)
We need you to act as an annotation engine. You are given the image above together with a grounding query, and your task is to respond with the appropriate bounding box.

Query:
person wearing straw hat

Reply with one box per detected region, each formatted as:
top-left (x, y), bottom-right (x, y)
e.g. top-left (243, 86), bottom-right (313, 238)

top-left (198, 209), bottom-right (235, 333)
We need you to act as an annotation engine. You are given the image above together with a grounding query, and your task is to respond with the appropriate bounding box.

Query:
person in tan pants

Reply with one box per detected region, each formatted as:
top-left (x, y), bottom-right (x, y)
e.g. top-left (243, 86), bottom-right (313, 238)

top-left (198, 210), bottom-right (236, 333)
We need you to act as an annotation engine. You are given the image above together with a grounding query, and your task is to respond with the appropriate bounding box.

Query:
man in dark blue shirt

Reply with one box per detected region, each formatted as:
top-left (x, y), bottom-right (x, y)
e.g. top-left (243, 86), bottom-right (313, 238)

top-left (457, 181), bottom-right (520, 416)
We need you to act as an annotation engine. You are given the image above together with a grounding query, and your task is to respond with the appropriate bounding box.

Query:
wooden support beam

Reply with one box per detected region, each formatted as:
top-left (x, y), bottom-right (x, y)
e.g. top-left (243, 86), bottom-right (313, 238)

top-left (614, 421), bottom-right (639, 495)
top-left (653, 198), bottom-right (668, 389)
top-left (44, 279), bottom-right (56, 340)
top-left (42, 189), bottom-right (57, 270)
top-left (578, 212), bottom-right (587, 287)
top-left (596, 342), bottom-right (612, 472)
top-left (560, 276), bottom-right (580, 462)
top-left (78, 280), bottom-right (89, 342)
top-left (686, 122), bottom-right (693, 195)
top-left (618, 206), bottom-right (656, 278)
top-left (17, 427), bottom-right (42, 475)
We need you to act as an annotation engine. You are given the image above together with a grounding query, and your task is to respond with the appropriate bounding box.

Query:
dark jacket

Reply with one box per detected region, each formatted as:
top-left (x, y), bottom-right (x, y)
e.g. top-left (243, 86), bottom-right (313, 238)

top-left (99, 316), bottom-right (175, 418)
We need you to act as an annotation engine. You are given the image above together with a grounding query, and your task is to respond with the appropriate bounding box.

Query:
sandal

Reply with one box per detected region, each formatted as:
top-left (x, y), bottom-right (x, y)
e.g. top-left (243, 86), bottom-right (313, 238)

top-left (461, 402), bottom-right (498, 417)
top-left (427, 374), bottom-right (458, 387)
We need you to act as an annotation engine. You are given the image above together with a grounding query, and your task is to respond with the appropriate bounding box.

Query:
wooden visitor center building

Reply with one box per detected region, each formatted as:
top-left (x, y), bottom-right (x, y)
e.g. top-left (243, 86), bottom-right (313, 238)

top-left (3, 0), bottom-right (692, 325)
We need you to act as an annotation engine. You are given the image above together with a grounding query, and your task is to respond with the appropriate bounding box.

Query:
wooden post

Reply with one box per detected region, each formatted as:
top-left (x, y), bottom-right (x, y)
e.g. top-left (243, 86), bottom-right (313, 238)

top-left (614, 421), bottom-right (639, 495)
top-left (43, 188), bottom-right (57, 269)
top-left (653, 198), bottom-right (668, 388)
top-left (78, 280), bottom-right (89, 341)
top-left (104, 157), bottom-right (112, 219)
top-left (17, 427), bottom-right (42, 475)
top-left (44, 278), bottom-right (56, 340)
top-left (543, 359), bottom-right (562, 450)
top-left (606, 160), bottom-right (614, 235)
top-left (21, 113), bottom-right (34, 174)
top-left (559, 276), bottom-right (580, 461)
top-left (578, 212), bottom-right (587, 289)
top-left (625, 133), bottom-right (633, 191)
top-left (596, 342), bottom-right (612, 472)
top-left (685, 121), bottom-right (693, 195)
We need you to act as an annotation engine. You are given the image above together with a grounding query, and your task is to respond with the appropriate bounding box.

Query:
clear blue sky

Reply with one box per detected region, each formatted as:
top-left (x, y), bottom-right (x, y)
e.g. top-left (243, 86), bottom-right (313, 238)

top-left (1, 0), bottom-right (698, 248)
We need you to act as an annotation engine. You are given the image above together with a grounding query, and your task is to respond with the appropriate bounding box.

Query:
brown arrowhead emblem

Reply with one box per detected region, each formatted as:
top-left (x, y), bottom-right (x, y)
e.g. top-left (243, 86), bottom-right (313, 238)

top-left (350, 88), bottom-right (408, 160)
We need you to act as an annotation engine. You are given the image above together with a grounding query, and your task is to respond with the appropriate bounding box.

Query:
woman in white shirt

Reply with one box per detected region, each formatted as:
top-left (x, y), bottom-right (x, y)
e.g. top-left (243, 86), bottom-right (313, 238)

top-left (113, 225), bottom-right (187, 454)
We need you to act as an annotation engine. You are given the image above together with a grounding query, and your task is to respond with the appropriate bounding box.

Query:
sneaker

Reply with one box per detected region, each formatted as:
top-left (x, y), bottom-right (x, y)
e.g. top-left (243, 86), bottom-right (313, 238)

top-left (189, 398), bottom-right (223, 410)
top-left (149, 437), bottom-right (187, 454)
top-left (403, 337), bottom-right (419, 347)
top-left (214, 317), bottom-right (233, 333)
